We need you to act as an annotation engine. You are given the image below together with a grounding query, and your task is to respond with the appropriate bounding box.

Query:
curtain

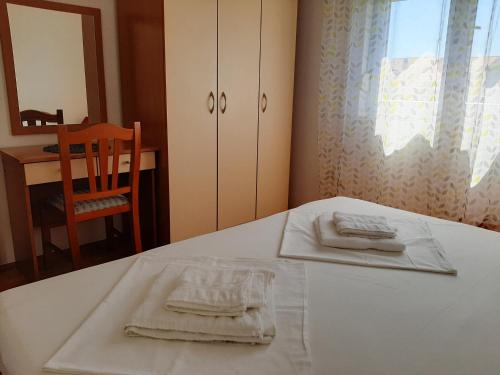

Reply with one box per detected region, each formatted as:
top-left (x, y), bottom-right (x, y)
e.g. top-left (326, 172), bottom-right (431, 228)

top-left (318, 0), bottom-right (500, 229)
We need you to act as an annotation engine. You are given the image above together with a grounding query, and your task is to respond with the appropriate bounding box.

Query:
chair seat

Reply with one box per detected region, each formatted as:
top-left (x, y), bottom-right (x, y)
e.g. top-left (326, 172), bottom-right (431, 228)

top-left (49, 193), bottom-right (129, 215)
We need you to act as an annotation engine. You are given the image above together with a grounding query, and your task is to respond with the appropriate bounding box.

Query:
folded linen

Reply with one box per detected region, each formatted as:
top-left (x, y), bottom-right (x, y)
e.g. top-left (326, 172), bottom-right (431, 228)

top-left (44, 256), bottom-right (311, 375)
top-left (164, 266), bottom-right (274, 317)
top-left (125, 264), bottom-right (276, 344)
top-left (333, 211), bottom-right (397, 238)
top-left (126, 328), bottom-right (274, 344)
top-left (316, 213), bottom-right (405, 252)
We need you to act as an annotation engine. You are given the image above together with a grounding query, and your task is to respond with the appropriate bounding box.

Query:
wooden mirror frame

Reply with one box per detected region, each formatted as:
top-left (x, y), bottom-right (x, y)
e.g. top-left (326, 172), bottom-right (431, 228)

top-left (0, 0), bottom-right (107, 135)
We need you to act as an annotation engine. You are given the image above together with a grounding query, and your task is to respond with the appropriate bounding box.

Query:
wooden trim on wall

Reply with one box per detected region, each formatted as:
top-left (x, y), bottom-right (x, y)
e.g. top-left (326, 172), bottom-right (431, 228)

top-left (0, 0), bottom-right (21, 134)
top-left (116, 0), bottom-right (170, 244)
top-left (4, 0), bottom-right (103, 15)
top-left (0, 0), bottom-right (107, 135)
top-left (91, 7), bottom-right (107, 123)
top-left (82, 14), bottom-right (105, 123)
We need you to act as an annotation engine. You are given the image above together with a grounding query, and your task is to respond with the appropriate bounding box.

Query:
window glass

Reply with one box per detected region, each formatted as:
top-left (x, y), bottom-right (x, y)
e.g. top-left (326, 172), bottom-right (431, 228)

top-left (375, 0), bottom-right (451, 155)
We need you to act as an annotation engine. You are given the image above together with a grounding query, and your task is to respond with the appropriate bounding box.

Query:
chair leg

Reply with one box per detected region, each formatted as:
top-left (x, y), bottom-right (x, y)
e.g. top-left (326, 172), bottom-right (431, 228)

top-left (40, 207), bottom-right (51, 270)
top-left (105, 216), bottom-right (114, 251)
top-left (131, 207), bottom-right (142, 253)
top-left (66, 220), bottom-right (81, 269)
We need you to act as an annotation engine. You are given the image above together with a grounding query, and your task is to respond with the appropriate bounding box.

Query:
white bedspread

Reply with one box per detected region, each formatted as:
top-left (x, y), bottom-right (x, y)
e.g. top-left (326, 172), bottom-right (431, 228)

top-left (44, 256), bottom-right (309, 375)
top-left (280, 211), bottom-right (457, 274)
top-left (1, 197), bottom-right (500, 375)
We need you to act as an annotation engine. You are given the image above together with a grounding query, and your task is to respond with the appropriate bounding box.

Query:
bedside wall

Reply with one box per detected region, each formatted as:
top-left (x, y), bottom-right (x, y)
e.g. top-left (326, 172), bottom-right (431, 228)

top-left (289, 0), bottom-right (323, 207)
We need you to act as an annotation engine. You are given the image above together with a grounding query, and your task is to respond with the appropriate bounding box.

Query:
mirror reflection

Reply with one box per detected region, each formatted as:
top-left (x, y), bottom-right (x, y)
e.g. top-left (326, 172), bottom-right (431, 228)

top-left (7, 3), bottom-right (99, 127)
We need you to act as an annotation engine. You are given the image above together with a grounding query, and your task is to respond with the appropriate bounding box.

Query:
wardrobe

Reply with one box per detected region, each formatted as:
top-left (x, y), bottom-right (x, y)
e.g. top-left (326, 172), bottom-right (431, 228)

top-left (117, 0), bottom-right (297, 243)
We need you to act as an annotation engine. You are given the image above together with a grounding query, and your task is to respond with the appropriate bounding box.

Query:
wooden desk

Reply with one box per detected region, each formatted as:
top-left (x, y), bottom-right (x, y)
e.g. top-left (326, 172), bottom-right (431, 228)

top-left (0, 145), bottom-right (158, 280)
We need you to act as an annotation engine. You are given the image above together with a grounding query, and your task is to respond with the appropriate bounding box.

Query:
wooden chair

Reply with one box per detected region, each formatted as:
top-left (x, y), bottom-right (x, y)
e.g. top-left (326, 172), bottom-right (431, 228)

top-left (40, 123), bottom-right (142, 269)
top-left (20, 109), bottom-right (64, 126)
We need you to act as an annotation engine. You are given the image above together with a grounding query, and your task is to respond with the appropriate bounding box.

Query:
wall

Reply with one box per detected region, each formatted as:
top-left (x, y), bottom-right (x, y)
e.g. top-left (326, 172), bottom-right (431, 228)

top-left (289, 0), bottom-right (323, 207)
top-left (8, 4), bottom-right (88, 124)
top-left (0, 0), bottom-right (121, 265)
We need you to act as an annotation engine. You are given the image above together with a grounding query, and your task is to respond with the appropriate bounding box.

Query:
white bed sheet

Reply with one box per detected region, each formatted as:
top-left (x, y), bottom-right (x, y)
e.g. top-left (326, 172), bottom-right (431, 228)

top-left (280, 211), bottom-right (457, 274)
top-left (1, 197), bottom-right (500, 375)
top-left (44, 257), bottom-right (309, 374)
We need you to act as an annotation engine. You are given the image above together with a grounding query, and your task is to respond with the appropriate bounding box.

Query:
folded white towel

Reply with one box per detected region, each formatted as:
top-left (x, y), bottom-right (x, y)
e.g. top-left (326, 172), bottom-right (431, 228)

top-left (333, 211), bottom-right (398, 238)
top-left (125, 264), bottom-right (276, 344)
top-left (316, 213), bottom-right (405, 252)
top-left (164, 266), bottom-right (273, 317)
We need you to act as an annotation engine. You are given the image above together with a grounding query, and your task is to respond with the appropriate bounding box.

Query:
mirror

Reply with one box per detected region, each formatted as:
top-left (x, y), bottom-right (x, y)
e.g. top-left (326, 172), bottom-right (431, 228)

top-left (0, 0), bottom-right (107, 135)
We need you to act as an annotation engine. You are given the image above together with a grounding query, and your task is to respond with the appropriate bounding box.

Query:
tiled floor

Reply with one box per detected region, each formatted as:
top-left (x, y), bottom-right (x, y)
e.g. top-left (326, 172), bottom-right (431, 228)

top-left (0, 239), bottom-right (134, 292)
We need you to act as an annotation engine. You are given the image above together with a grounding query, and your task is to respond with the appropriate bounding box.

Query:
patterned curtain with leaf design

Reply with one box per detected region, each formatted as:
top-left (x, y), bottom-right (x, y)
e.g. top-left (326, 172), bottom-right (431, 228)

top-left (318, 0), bottom-right (500, 229)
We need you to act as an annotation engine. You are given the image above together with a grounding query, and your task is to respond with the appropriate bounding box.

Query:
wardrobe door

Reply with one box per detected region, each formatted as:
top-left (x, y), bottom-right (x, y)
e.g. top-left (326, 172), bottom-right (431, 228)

top-left (217, 0), bottom-right (261, 229)
top-left (164, 0), bottom-right (218, 241)
top-left (256, 0), bottom-right (297, 219)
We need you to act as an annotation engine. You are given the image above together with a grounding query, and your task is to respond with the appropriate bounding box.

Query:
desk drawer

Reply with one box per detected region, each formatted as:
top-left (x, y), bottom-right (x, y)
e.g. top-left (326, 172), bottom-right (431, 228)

top-left (24, 152), bottom-right (155, 185)
top-left (25, 159), bottom-right (92, 186)
top-left (106, 152), bottom-right (156, 174)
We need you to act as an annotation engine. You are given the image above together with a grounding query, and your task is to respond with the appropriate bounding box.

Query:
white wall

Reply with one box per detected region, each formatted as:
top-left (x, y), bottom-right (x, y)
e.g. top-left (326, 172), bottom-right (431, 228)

top-left (0, 0), bottom-right (121, 265)
top-left (8, 4), bottom-right (88, 125)
top-left (289, 0), bottom-right (322, 207)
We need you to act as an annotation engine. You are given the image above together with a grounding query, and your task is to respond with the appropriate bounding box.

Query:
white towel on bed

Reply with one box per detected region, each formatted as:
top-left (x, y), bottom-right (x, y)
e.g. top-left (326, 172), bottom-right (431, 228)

top-left (125, 263), bottom-right (276, 344)
top-left (317, 214), bottom-right (405, 252)
top-left (164, 266), bottom-right (274, 317)
top-left (333, 211), bottom-right (397, 238)
top-left (280, 211), bottom-right (457, 275)
top-left (44, 256), bottom-right (311, 375)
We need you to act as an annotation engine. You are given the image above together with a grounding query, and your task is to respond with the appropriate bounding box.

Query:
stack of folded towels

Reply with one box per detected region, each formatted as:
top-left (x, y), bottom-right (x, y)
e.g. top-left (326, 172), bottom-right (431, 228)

top-left (125, 264), bottom-right (276, 344)
top-left (315, 211), bottom-right (406, 252)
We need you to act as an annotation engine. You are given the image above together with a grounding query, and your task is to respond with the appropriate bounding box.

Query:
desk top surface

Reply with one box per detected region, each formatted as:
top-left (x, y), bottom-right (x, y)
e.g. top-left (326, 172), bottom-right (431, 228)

top-left (0, 144), bottom-right (159, 164)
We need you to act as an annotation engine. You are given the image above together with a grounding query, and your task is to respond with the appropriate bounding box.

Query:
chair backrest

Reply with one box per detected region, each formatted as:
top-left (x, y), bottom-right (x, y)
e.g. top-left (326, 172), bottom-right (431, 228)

top-left (57, 122), bottom-right (141, 217)
top-left (20, 109), bottom-right (64, 126)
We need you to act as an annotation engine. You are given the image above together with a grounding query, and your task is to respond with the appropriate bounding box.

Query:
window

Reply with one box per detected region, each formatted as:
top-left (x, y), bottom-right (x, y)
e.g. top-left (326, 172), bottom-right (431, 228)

top-left (462, 0), bottom-right (500, 186)
top-left (375, 0), bottom-right (451, 156)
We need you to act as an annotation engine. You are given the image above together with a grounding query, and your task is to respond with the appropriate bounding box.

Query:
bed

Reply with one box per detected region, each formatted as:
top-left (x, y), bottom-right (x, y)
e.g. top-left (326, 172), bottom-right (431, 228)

top-left (1, 197), bottom-right (500, 375)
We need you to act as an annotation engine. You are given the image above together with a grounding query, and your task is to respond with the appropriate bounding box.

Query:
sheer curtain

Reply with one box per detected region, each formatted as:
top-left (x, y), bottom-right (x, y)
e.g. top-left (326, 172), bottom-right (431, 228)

top-left (318, 0), bottom-right (500, 229)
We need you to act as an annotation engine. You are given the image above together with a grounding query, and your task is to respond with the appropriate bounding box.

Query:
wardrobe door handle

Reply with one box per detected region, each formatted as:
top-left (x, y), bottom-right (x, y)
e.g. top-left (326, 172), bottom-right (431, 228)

top-left (261, 93), bottom-right (268, 113)
top-left (220, 92), bottom-right (227, 114)
top-left (208, 91), bottom-right (215, 114)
